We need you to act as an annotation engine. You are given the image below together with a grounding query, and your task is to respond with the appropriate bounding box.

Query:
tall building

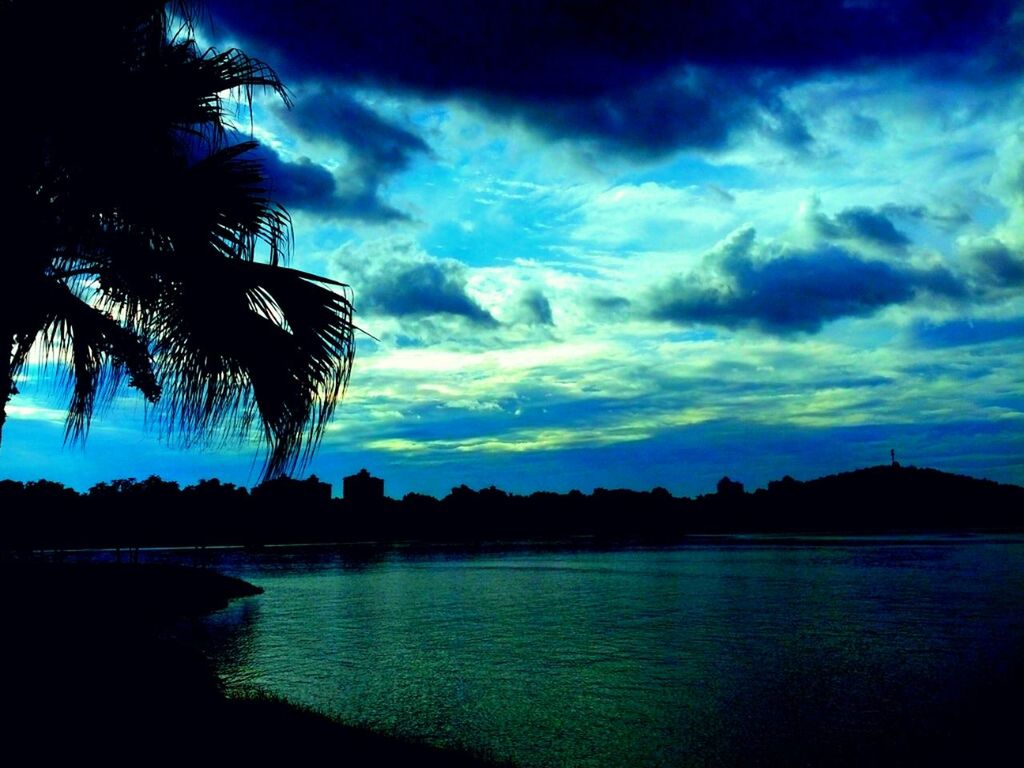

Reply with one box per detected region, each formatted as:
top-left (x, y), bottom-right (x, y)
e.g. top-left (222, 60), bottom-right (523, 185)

top-left (343, 468), bottom-right (384, 504)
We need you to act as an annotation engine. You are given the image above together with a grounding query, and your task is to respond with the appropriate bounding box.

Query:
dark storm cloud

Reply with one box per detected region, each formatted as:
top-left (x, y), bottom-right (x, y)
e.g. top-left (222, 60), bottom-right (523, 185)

top-left (207, 1), bottom-right (1017, 155)
top-left (510, 70), bottom-right (812, 156)
top-left (251, 91), bottom-right (429, 221)
top-left (251, 143), bottom-right (410, 222)
top-left (646, 227), bottom-right (967, 334)
top-left (276, 86), bottom-right (430, 171)
top-left (208, 1), bottom-right (1016, 98)
top-left (809, 206), bottom-right (911, 250)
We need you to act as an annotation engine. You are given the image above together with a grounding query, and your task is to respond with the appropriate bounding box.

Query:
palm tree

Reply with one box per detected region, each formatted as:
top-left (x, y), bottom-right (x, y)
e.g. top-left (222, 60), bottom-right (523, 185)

top-left (0, 1), bottom-right (355, 478)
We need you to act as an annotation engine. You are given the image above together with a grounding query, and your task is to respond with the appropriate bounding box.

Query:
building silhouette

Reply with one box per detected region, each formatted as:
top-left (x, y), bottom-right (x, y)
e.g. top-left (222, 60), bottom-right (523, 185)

top-left (343, 469), bottom-right (385, 504)
top-left (252, 474), bottom-right (332, 505)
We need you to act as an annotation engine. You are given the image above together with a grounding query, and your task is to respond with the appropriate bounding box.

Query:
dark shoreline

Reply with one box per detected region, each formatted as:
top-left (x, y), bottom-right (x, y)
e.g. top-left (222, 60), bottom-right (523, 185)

top-left (2, 561), bottom-right (503, 765)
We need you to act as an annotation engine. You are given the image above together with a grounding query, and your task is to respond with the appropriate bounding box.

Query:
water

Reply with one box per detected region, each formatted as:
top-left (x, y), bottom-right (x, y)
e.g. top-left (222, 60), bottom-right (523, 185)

top-left (174, 537), bottom-right (1024, 766)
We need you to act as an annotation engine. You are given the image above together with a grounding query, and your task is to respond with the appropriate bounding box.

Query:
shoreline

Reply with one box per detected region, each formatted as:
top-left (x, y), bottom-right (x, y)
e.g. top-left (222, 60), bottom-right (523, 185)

top-left (26, 529), bottom-right (1024, 570)
top-left (2, 560), bottom-right (503, 765)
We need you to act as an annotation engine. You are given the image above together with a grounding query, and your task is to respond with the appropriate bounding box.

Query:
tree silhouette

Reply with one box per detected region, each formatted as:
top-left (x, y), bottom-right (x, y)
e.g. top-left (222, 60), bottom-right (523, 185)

top-left (0, 1), bottom-right (355, 478)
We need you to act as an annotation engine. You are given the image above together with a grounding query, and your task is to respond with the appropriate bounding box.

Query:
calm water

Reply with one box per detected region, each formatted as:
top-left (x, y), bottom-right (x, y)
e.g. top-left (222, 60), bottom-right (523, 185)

top-left (172, 537), bottom-right (1023, 766)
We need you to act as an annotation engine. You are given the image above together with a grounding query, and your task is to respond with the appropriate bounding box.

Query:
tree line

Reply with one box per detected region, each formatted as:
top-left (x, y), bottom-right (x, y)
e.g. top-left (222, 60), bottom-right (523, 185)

top-left (1, 464), bottom-right (1021, 553)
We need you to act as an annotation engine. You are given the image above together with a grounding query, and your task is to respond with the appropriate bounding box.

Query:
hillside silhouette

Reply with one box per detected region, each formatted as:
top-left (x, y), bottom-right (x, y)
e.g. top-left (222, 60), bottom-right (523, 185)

top-left (1, 464), bottom-right (1021, 553)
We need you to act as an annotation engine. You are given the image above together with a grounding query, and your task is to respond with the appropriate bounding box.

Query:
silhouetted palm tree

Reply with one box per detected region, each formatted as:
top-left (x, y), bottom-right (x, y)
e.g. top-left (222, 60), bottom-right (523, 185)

top-left (0, 1), bottom-right (355, 478)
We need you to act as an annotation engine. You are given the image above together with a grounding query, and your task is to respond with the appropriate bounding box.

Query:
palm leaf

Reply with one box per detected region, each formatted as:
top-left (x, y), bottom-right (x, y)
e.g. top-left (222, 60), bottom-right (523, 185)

top-left (19, 281), bottom-right (159, 442)
top-left (149, 258), bottom-right (355, 477)
top-left (0, 1), bottom-right (359, 478)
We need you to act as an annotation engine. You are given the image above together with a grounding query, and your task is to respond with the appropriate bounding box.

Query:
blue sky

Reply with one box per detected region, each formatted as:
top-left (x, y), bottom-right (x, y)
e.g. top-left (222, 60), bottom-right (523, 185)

top-left (5, 1), bottom-right (1024, 497)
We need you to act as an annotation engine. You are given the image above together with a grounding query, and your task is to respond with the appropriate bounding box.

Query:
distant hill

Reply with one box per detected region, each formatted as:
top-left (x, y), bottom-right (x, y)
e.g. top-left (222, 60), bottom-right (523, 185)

top-left (722, 464), bottom-right (1024, 533)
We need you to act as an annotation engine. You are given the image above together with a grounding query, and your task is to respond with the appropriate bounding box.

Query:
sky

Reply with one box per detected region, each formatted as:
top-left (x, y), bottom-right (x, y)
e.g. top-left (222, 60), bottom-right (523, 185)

top-left (5, 0), bottom-right (1024, 498)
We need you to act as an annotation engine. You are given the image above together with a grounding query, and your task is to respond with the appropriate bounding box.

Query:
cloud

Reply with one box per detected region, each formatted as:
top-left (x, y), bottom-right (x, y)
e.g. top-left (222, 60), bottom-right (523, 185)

top-left (645, 226), bottom-right (967, 334)
top-left (247, 89), bottom-right (430, 222)
top-left (913, 317), bottom-right (1024, 348)
top-left (587, 295), bottom-right (632, 320)
top-left (806, 202), bottom-right (911, 250)
top-left (847, 113), bottom-right (884, 141)
top-left (368, 262), bottom-right (496, 323)
top-left (279, 86), bottom-right (429, 160)
top-left (967, 239), bottom-right (1024, 287)
top-left (209, 1), bottom-right (1016, 97)
top-left (208, 1), bottom-right (1018, 156)
top-left (501, 69), bottom-right (812, 156)
top-left (881, 204), bottom-right (971, 231)
top-left (334, 240), bottom-right (496, 324)
top-left (275, 86), bottom-right (430, 203)
top-left (251, 143), bottom-right (411, 222)
top-left (516, 288), bottom-right (555, 326)
top-left (249, 144), bottom-right (336, 210)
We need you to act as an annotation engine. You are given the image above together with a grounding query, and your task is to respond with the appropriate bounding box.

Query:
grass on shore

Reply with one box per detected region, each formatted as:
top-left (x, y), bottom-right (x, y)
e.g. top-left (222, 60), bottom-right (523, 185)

top-left (224, 690), bottom-right (510, 766)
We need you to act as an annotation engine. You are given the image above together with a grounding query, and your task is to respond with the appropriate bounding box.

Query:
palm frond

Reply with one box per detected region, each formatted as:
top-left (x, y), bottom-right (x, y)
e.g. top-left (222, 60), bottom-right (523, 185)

top-left (149, 259), bottom-right (355, 477)
top-left (26, 282), bottom-right (159, 442)
top-left (0, 1), bottom-right (358, 478)
top-left (179, 142), bottom-right (292, 265)
top-left (139, 40), bottom-right (290, 149)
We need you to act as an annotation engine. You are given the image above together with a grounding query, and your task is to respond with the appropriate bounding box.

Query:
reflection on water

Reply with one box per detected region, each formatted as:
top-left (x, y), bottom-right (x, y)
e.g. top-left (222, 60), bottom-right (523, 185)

top-left (171, 596), bottom-right (263, 688)
top-left (172, 538), bottom-right (1021, 767)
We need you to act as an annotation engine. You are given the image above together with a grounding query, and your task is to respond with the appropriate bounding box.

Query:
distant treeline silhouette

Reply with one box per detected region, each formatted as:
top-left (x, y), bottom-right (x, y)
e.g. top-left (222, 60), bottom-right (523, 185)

top-left (1, 465), bottom-right (1021, 552)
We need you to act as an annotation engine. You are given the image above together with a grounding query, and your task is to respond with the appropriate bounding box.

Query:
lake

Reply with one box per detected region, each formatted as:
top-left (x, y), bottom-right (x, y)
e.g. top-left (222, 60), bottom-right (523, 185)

top-left (171, 536), bottom-right (1024, 766)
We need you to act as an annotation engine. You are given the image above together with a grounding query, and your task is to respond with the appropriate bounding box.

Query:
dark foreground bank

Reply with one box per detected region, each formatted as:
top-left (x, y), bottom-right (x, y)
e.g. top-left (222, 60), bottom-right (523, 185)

top-left (2, 562), bottom-right (501, 765)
